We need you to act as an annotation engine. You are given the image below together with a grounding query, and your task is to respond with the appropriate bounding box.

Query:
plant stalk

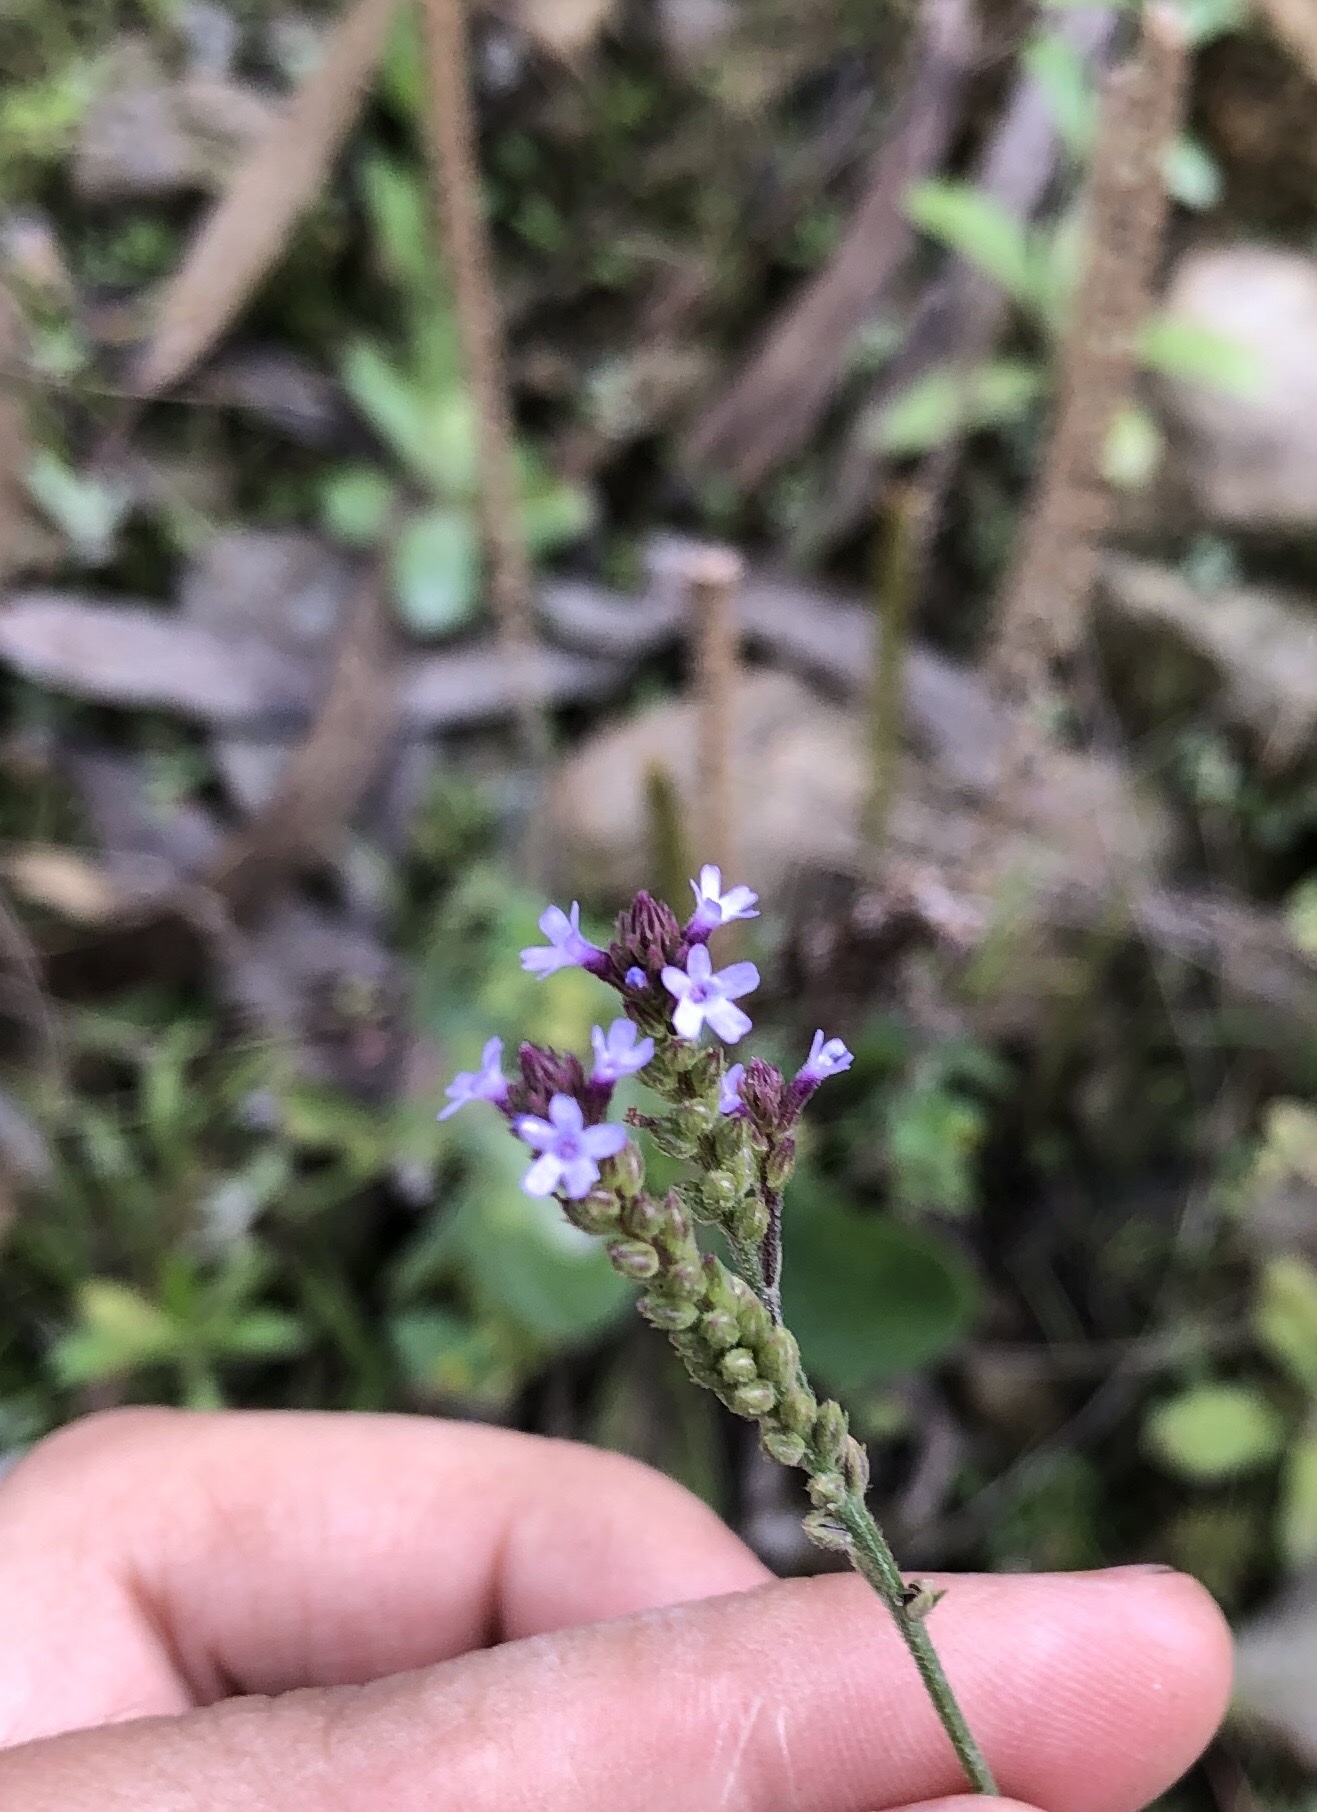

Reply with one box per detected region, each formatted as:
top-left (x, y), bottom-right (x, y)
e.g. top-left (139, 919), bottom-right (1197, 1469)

top-left (836, 1492), bottom-right (998, 1793)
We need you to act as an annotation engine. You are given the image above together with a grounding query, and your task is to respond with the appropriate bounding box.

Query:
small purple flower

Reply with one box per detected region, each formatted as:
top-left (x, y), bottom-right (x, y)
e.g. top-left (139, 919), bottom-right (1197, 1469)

top-left (719, 1062), bottom-right (745, 1115)
top-left (625, 965), bottom-right (647, 990)
top-left (520, 902), bottom-right (603, 978)
top-left (661, 943), bottom-right (760, 1044)
top-left (796, 1030), bottom-right (854, 1086)
top-left (687, 864), bottom-right (760, 937)
top-left (516, 1094), bottom-right (628, 1199)
top-left (590, 1018), bottom-right (655, 1084)
top-left (438, 1036), bottom-right (509, 1120)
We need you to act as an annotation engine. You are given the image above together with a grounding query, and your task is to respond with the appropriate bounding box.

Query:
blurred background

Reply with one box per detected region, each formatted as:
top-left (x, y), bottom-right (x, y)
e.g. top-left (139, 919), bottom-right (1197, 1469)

top-left (0, 0), bottom-right (1314, 1798)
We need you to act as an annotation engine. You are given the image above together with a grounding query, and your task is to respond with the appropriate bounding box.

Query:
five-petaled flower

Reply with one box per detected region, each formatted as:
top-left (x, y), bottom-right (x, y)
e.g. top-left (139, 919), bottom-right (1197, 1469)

top-left (438, 1036), bottom-right (509, 1120)
top-left (516, 1094), bottom-right (628, 1199)
top-left (687, 864), bottom-right (760, 937)
top-left (661, 943), bottom-right (760, 1044)
top-left (796, 1030), bottom-right (853, 1085)
top-left (590, 1019), bottom-right (655, 1085)
top-left (520, 902), bottom-right (602, 978)
top-left (719, 1062), bottom-right (746, 1115)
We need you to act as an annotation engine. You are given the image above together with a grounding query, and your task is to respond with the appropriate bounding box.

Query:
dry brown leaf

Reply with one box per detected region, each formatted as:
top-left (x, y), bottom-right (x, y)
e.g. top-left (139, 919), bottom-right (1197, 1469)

top-left (135, 0), bottom-right (403, 395)
top-left (1258, 0), bottom-right (1317, 84)
top-left (206, 564), bottom-right (400, 915)
top-left (0, 595), bottom-right (311, 720)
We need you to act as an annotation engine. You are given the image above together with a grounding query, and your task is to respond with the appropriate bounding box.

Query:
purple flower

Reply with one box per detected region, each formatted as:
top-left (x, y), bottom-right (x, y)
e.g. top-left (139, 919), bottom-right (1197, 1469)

top-left (661, 943), bottom-right (760, 1044)
top-left (438, 1037), bottom-right (509, 1120)
top-left (516, 1094), bottom-right (628, 1199)
top-left (590, 1019), bottom-right (655, 1084)
top-left (719, 1062), bottom-right (745, 1115)
top-left (625, 965), bottom-right (647, 990)
top-left (687, 864), bottom-right (760, 937)
top-left (796, 1030), bottom-right (854, 1086)
top-left (520, 902), bottom-right (603, 978)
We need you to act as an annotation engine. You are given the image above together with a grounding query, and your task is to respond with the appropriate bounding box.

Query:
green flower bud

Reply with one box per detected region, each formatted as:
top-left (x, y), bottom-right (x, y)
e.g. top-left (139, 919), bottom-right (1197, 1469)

top-left (730, 1381), bottom-right (777, 1418)
top-left (811, 1400), bottom-right (849, 1466)
top-left (665, 1258), bottom-right (703, 1298)
top-left (757, 1328), bottom-right (801, 1386)
top-left (568, 1191), bottom-right (622, 1236)
top-left (736, 1292), bottom-right (773, 1348)
top-left (650, 1121), bottom-right (698, 1159)
top-left (802, 1510), bottom-right (853, 1555)
top-left (719, 1346), bottom-right (759, 1385)
top-left (701, 1170), bottom-right (741, 1214)
top-left (761, 1428), bottom-right (807, 1467)
top-left (608, 1239), bottom-right (660, 1279)
top-left (638, 1296), bottom-right (699, 1332)
top-left (842, 1435), bottom-right (870, 1496)
top-left (627, 1196), bottom-right (665, 1241)
top-left (778, 1384), bottom-right (818, 1434)
top-left (734, 1198), bottom-right (770, 1246)
top-left (807, 1470), bottom-right (848, 1512)
top-left (609, 1141), bottom-right (646, 1198)
top-left (699, 1308), bottom-right (740, 1351)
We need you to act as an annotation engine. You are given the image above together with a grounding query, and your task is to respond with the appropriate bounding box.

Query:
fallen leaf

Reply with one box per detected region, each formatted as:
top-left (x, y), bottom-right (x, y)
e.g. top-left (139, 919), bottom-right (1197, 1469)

top-left (0, 595), bottom-right (311, 721)
top-left (400, 641), bottom-right (620, 727)
top-left (135, 0), bottom-right (403, 394)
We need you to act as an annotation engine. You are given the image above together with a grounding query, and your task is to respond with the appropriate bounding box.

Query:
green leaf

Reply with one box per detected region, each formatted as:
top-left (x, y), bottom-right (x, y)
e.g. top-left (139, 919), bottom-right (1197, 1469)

top-left (1143, 1383), bottom-right (1286, 1483)
top-left (870, 360), bottom-right (1043, 457)
top-left (905, 180), bottom-right (1040, 309)
top-left (1256, 1256), bottom-right (1317, 1397)
top-left (450, 1124), bottom-right (633, 1348)
top-left (1285, 879), bottom-right (1317, 959)
top-left (25, 452), bottom-right (131, 565)
top-left (1166, 134), bottom-right (1222, 212)
top-left (520, 475), bottom-right (596, 556)
top-left (392, 508), bottom-right (481, 636)
top-left (51, 1280), bottom-right (179, 1386)
top-left (320, 466), bottom-right (396, 546)
top-left (342, 344), bottom-right (478, 496)
top-left (1140, 315), bottom-right (1262, 396)
top-left (360, 152), bottom-right (435, 296)
top-left (781, 1185), bottom-right (980, 1391)
top-left (219, 1311), bottom-right (309, 1361)
top-left (1170, 0), bottom-right (1248, 46)
top-left (1103, 401), bottom-right (1164, 492)
top-left (1025, 32), bottom-right (1096, 157)
top-left (389, 1309), bottom-right (524, 1409)
top-left (1280, 1429), bottom-right (1317, 1569)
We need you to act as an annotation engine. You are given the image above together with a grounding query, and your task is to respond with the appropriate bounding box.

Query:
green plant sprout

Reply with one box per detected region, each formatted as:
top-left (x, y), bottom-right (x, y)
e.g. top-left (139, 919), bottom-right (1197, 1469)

top-left (440, 867), bottom-right (998, 1793)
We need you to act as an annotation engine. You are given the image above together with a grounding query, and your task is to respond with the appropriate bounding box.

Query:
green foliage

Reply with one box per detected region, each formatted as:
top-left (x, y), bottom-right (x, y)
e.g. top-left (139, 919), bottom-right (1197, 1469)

top-left (1255, 1256), bottom-right (1317, 1397)
top-left (869, 361), bottom-right (1044, 458)
top-left (781, 1175), bottom-right (980, 1391)
top-left (906, 180), bottom-right (1043, 313)
top-left (1143, 1382), bottom-right (1287, 1483)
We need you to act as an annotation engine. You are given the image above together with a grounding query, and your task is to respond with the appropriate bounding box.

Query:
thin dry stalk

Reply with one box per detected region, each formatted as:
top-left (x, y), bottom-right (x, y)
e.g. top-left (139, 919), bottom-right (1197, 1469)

top-left (684, 545), bottom-right (744, 883)
top-left (989, 4), bottom-right (1190, 696)
top-left (418, 0), bottom-right (548, 848)
top-left (863, 483), bottom-right (924, 868)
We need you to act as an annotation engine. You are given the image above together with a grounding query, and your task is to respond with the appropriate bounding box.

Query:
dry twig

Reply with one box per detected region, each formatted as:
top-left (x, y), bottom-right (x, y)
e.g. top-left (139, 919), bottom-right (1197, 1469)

top-left (989, 5), bottom-right (1190, 695)
top-left (684, 546), bottom-right (744, 883)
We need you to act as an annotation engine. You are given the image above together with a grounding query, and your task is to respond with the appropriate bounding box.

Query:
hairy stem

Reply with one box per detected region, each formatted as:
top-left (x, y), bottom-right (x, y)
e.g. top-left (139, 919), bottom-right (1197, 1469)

top-left (836, 1493), bottom-right (998, 1793)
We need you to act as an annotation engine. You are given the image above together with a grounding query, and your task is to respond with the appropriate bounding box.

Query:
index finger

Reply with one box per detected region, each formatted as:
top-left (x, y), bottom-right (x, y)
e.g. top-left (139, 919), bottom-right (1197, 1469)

top-left (0, 1407), bottom-right (769, 1744)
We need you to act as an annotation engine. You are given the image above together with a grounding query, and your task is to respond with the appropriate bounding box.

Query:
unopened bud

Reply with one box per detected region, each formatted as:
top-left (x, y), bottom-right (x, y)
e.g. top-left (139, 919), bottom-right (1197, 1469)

top-left (778, 1384), bottom-right (818, 1434)
top-left (842, 1435), bottom-right (870, 1496)
top-left (608, 1239), bottom-right (660, 1279)
top-left (700, 1308), bottom-right (740, 1351)
top-left (807, 1470), bottom-right (848, 1512)
top-left (719, 1346), bottom-right (758, 1385)
top-left (730, 1381), bottom-right (777, 1418)
top-left (757, 1328), bottom-right (800, 1386)
top-left (638, 1296), bottom-right (699, 1331)
top-left (811, 1401), bottom-right (849, 1466)
top-left (609, 1141), bottom-right (645, 1197)
top-left (569, 1190), bottom-right (622, 1235)
top-left (701, 1169), bottom-right (740, 1213)
top-left (761, 1428), bottom-right (807, 1467)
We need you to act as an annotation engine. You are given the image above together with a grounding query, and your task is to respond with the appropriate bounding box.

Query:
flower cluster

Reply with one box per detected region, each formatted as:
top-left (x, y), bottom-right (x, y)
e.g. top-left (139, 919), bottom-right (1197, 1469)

top-left (442, 868), bottom-right (851, 1215)
top-left (438, 867), bottom-right (995, 1795)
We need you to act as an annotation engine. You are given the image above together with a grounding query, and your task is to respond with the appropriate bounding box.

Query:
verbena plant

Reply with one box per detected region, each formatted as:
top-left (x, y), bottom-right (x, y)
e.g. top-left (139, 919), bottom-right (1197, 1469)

top-left (441, 866), bottom-right (996, 1792)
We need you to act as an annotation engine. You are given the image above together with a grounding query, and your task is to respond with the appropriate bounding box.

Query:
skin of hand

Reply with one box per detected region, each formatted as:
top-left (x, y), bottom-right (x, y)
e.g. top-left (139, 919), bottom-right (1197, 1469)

top-left (0, 1408), bottom-right (1232, 1811)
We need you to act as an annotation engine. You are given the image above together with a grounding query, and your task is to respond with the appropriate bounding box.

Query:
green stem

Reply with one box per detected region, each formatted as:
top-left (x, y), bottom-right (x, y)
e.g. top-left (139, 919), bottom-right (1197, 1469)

top-left (836, 1494), bottom-right (998, 1794)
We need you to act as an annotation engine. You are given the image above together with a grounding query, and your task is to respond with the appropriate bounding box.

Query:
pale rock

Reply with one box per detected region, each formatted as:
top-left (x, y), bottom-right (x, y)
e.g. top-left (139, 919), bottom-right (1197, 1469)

top-left (1158, 246), bottom-right (1317, 527)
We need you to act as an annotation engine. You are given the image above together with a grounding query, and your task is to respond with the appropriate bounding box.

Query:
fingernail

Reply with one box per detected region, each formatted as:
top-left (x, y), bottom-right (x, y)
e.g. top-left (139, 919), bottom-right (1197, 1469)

top-left (1101, 1563), bottom-right (1178, 1576)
